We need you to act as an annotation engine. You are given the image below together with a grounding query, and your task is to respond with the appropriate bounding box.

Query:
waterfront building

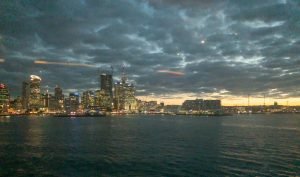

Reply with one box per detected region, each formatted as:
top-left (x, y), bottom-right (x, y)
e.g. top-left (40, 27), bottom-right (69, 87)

top-left (97, 89), bottom-right (111, 111)
top-left (41, 93), bottom-right (49, 110)
top-left (94, 90), bottom-right (101, 109)
top-left (64, 92), bottom-right (80, 114)
top-left (0, 83), bottom-right (10, 113)
top-left (11, 96), bottom-right (23, 112)
top-left (82, 90), bottom-right (95, 109)
top-left (182, 99), bottom-right (204, 111)
top-left (54, 86), bottom-right (64, 112)
top-left (100, 73), bottom-right (113, 104)
top-left (42, 93), bottom-right (57, 112)
top-left (28, 75), bottom-right (42, 112)
top-left (139, 101), bottom-right (158, 112)
top-left (22, 81), bottom-right (29, 110)
top-left (203, 100), bottom-right (221, 110)
top-left (164, 105), bottom-right (181, 113)
top-left (181, 99), bottom-right (221, 111)
top-left (69, 92), bottom-right (80, 113)
top-left (114, 74), bottom-right (138, 112)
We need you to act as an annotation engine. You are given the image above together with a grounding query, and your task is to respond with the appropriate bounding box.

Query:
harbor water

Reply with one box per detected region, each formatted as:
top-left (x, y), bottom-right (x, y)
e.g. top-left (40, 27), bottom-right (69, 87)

top-left (0, 114), bottom-right (299, 176)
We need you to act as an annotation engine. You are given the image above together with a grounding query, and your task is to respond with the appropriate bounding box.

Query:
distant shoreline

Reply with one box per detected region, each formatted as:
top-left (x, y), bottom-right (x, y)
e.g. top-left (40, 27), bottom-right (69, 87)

top-left (2, 111), bottom-right (300, 118)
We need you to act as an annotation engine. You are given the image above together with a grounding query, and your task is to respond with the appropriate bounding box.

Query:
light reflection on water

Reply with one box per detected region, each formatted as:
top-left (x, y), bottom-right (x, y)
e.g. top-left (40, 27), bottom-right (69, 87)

top-left (0, 114), bottom-right (299, 176)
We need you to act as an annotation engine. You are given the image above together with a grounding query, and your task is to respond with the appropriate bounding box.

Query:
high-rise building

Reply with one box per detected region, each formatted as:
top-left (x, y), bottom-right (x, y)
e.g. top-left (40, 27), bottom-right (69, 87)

top-left (11, 96), bottom-right (23, 112)
top-left (94, 90), bottom-right (101, 109)
top-left (28, 75), bottom-right (42, 112)
top-left (22, 81), bottom-right (29, 110)
top-left (95, 90), bottom-right (111, 111)
top-left (114, 72), bottom-right (138, 112)
top-left (64, 92), bottom-right (80, 114)
top-left (41, 92), bottom-right (57, 112)
top-left (82, 90), bottom-right (95, 109)
top-left (54, 86), bottom-right (64, 112)
top-left (100, 73), bottom-right (113, 99)
top-left (54, 86), bottom-right (63, 99)
top-left (100, 73), bottom-right (113, 110)
top-left (0, 83), bottom-right (10, 113)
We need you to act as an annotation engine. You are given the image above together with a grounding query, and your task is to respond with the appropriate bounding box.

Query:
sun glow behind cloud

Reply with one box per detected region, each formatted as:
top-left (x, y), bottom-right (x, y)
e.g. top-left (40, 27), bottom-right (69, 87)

top-left (35, 60), bottom-right (97, 68)
top-left (157, 70), bottom-right (185, 76)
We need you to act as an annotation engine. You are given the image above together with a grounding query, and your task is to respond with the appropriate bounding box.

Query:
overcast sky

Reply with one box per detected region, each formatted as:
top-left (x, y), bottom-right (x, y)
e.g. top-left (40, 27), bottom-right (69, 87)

top-left (1, 0), bottom-right (300, 104)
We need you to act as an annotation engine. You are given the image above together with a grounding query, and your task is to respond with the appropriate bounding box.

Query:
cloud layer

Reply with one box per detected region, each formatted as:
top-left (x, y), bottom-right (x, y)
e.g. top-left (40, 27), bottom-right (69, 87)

top-left (1, 0), bottom-right (300, 101)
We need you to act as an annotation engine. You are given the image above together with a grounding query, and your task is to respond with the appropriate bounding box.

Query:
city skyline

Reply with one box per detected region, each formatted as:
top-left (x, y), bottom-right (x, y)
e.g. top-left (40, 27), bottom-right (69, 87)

top-left (1, 73), bottom-right (298, 107)
top-left (1, 0), bottom-right (300, 105)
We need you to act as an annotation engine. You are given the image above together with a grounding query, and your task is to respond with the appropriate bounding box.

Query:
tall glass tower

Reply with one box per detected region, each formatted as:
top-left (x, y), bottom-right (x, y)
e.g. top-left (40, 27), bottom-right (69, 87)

top-left (29, 75), bottom-right (42, 112)
top-left (100, 73), bottom-right (113, 110)
top-left (100, 73), bottom-right (113, 98)
top-left (0, 83), bottom-right (10, 113)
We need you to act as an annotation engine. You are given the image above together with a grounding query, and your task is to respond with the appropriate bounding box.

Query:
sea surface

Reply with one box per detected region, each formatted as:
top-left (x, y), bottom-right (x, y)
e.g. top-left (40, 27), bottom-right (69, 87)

top-left (0, 114), bottom-right (299, 177)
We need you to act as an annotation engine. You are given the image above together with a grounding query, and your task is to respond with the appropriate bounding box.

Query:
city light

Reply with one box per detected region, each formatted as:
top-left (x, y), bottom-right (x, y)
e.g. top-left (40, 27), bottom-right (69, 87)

top-left (0, 58), bottom-right (5, 63)
top-left (157, 70), bottom-right (185, 76)
top-left (35, 60), bottom-right (96, 68)
top-left (0, 83), bottom-right (6, 89)
top-left (30, 75), bottom-right (42, 81)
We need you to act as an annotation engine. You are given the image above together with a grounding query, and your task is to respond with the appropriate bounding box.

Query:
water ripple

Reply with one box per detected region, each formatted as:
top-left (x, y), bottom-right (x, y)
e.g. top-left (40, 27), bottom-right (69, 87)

top-left (0, 115), bottom-right (299, 176)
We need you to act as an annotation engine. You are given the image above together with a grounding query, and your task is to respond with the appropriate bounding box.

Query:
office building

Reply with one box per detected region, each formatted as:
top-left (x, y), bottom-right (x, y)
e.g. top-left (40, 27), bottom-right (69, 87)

top-left (0, 83), bottom-right (10, 113)
top-left (64, 92), bottom-right (80, 114)
top-left (182, 99), bottom-right (221, 111)
top-left (203, 100), bottom-right (222, 110)
top-left (42, 93), bottom-right (57, 112)
top-left (54, 86), bottom-right (64, 112)
top-left (114, 73), bottom-right (138, 112)
top-left (11, 96), bottom-right (23, 112)
top-left (182, 99), bottom-right (204, 111)
top-left (28, 75), bottom-right (42, 112)
top-left (100, 73), bottom-right (113, 101)
top-left (22, 81), bottom-right (29, 110)
top-left (82, 90), bottom-right (95, 109)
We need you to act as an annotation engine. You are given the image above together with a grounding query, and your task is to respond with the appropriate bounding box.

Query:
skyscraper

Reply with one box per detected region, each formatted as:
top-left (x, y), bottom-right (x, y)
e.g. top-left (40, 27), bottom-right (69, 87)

top-left (11, 96), bottom-right (22, 112)
top-left (64, 92), bottom-right (80, 114)
top-left (100, 73), bottom-right (113, 98)
top-left (114, 71), bottom-right (138, 112)
top-left (54, 86), bottom-right (64, 112)
top-left (100, 73), bottom-right (113, 110)
top-left (54, 86), bottom-right (63, 99)
top-left (28, 75), bottom-right (42, 112)
top-left (22, 81), bottom-right (29, 110)
top-left (82, 90), bottom-right (95, 109)
top-left (0, 83), bottom-right (10, 113)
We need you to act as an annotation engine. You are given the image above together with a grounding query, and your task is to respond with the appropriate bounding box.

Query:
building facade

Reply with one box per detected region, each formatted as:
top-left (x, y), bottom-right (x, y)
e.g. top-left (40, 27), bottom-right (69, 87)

top-left (0, 83), bottom-right (10, 113)
top-left (99, 73), bottom-right (114, 111)
top-left (54, 86), bottom-right (64, 112)
top-left (82, 90), bottom-right (95, 109)
top-left (182, 99), bottom-right (204, 111)
top-left (64, 92), bottom-right (80, 114)
top-left (22, 81), bottom-right (29, 110)
top-left (28, 75), bottom-right (42, 112)
top-left (182, 99), bottom-right (221, 111)
top-left (114, 75), bottom-right (138, 112)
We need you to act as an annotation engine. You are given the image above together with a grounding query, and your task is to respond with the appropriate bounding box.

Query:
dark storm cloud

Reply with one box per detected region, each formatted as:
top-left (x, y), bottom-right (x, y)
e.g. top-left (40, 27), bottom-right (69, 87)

top-left (0, 0), bottom-right (299, 99)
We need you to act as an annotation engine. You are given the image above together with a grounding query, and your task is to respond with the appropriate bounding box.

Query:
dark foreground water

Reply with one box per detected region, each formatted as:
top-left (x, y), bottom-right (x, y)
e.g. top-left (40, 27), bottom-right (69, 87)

top-left (0, 114), bottom-right (299, 177)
